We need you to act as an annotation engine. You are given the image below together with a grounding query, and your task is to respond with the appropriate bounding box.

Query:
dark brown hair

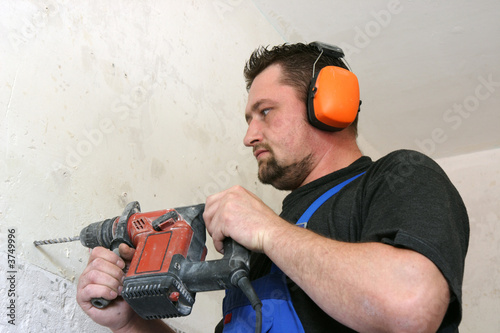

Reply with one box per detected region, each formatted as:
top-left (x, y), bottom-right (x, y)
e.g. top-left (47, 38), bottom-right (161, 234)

top-left (243, 42), bottom-right (359, 134)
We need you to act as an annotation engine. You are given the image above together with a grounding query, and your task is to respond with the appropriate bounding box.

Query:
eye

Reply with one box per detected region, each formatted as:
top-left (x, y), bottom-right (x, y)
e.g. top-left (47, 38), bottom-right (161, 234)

top-left (261, 108), bottom-right (271, 117)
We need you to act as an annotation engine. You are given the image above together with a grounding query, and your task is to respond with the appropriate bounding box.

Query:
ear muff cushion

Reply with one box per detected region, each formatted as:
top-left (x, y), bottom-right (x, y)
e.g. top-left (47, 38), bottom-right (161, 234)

top-left (307, 66), bottom-right (360, 131)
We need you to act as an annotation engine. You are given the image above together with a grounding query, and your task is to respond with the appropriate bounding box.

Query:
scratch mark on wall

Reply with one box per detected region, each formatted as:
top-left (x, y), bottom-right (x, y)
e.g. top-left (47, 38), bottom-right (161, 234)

top-left (5, 66), bottom-right (21, 119)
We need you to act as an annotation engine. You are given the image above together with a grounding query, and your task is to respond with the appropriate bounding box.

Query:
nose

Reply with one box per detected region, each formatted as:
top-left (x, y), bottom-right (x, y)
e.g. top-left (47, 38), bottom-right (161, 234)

top-left (243, 119), bottom-right (262, 147)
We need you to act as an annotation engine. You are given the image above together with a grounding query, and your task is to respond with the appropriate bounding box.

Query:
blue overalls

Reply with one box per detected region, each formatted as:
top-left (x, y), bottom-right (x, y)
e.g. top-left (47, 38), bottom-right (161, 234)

top-left (222, 172), bottom-right (365, 332)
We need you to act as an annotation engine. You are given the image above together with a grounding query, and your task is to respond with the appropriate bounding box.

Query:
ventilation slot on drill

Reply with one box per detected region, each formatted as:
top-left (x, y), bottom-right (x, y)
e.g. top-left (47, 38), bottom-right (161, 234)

top-left (146, 314), bottom-right (167, 320)
top-left (146, 313), bottom-right (183, 320)
top-left (123, 283), bottom-right (163, 298)
top-left (172, 279), bottom-right (194, 304)
top-left (132, 218), bottom-right (147, 231)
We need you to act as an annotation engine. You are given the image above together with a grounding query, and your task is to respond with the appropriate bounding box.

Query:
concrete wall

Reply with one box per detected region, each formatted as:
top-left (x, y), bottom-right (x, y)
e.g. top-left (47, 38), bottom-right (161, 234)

top-left (1, 1), bottom-right (498, 332)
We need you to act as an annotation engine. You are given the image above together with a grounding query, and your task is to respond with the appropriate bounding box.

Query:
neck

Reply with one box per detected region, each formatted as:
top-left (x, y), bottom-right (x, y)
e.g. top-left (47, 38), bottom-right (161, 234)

top-left (300, 132), bottom-right (362, 187)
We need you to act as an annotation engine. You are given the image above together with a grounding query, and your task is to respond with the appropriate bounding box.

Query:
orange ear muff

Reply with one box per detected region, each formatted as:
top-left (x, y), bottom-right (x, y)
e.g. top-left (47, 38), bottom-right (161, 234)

top-left (307, 66), bottom-right (360, 131)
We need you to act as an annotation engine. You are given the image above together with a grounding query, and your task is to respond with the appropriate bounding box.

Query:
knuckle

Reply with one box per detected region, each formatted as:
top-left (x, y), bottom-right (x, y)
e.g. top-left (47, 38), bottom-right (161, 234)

top-left (89, 247), bottom-right (113, 262)
top-left (86, 268), bottom-right (103, 283)
top-left (233, 185), bottom-right (245, 191)
top-left (90, 256), bottom-right (106, 269)
top-left (221, 209), bottom-right (233, 222)
top-left (230, 185), bottom-right (244, 195)
top-left (91, 246), bottom-right (108, 256)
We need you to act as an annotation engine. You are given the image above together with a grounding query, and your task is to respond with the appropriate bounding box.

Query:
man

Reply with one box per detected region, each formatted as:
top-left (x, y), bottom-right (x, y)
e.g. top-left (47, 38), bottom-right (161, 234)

top-left (77, 42), bottom-right (469, 332)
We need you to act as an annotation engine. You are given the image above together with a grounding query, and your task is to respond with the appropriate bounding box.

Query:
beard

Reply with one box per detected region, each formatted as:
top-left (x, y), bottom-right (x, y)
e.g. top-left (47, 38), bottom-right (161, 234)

top-left (257, 146), bottom-right (314, 191)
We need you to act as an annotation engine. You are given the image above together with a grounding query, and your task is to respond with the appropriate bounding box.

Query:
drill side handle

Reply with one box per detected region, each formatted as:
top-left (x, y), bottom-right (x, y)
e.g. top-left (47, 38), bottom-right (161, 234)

top-left (109, 201), bottom-right (140, 252)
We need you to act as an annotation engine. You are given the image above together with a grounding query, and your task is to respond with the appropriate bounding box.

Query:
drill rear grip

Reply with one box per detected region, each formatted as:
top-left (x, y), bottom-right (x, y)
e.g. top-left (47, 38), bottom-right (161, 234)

top-left (79, 201), bottom-right (253, 319)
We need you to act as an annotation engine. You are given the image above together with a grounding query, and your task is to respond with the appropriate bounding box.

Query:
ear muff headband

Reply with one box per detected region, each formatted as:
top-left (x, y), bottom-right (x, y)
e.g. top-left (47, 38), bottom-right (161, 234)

top-left (307, 42), bottom-right (360, 132)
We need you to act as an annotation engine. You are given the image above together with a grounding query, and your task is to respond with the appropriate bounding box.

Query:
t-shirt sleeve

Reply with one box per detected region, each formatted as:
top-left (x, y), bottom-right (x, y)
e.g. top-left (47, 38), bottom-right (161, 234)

top-left (359, 150), bottom-right (469, 326)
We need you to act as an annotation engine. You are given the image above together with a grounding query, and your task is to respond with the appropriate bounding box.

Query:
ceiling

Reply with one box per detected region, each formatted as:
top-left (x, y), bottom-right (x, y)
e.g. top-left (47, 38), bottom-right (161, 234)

top-left (252, 0), bottom-right (500, 159)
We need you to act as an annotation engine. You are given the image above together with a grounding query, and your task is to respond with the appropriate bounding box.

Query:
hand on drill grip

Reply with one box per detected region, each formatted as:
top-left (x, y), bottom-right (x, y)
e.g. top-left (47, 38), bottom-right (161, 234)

top-left (203, 185), bottom-right (284, 254)
top-left (76, 243), bottom-right (137, 331)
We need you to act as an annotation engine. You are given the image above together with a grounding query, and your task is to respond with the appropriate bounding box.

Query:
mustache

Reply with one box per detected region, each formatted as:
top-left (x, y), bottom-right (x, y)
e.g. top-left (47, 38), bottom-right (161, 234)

top-left (253, 143), bottom-right (273, 154)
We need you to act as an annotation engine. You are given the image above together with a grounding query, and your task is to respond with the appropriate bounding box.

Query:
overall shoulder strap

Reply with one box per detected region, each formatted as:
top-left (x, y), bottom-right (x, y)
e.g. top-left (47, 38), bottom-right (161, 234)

top-left (296, 171), bottom-right (366, 228)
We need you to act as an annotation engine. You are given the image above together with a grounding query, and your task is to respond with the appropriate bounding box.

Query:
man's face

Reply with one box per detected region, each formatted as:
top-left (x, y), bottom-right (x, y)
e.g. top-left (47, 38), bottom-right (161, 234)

top-left (243, 64), bottom-right (316, 191)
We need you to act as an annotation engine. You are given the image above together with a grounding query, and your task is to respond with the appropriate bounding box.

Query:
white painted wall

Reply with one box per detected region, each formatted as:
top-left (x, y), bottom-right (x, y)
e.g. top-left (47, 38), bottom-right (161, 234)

top-left (436, 148), bottom-right (500, 333)
top-left (1, 1), bottom-right (498, 333)
top-left (0, 1), bottom-right (285, 332)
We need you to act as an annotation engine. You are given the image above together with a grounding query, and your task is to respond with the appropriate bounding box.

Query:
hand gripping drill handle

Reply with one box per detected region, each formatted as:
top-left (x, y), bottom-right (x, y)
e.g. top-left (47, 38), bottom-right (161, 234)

top-left (79, 201), bottom-right (139, 308)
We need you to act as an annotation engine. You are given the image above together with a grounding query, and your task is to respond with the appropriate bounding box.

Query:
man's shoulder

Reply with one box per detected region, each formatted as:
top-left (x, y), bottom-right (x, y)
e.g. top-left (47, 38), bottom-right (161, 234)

top-left (360, 149), bottom-right (456, 193)
top-left (368, 149), bottom-right (444, 175)
top-left (374, 149), bottom-right (435, 165)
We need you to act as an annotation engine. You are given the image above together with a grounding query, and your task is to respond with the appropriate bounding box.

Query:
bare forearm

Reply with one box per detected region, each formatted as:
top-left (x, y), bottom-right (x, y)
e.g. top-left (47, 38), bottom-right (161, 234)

top-left (263, 219), bottom-right (449, 332)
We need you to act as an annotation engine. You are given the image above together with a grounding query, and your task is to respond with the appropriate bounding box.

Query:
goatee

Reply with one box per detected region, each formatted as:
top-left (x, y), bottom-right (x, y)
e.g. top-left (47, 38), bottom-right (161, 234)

top-left (258, 148), bottom-right (313, 191)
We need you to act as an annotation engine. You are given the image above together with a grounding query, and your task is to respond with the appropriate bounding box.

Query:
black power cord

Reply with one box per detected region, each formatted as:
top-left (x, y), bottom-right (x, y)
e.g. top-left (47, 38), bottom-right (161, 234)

top-left (237, 276), bottom-right (263, 333)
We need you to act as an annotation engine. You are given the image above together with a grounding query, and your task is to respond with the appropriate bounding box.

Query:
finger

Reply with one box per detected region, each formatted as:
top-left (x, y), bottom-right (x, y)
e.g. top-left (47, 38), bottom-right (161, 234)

top-left (87, 264), bottom-right (124, 286)
top-left (214, 238), bottom-right (224, 254)
top-left (207, 216), bottom-right (227, 254)
top-left (77, 268), bottom-right (123, 308)
top-left (118, 243), bottom-right (136, 261)
top-left (79, 279), bottom-right (120, 302)
top-left (81, 255), bottom-right (126, 284)
top-left (88, 246), bottom-right (126, 270)
top-left (203, 192), bottom-right (221, 224)
top-left (77, 282), bottom-right (120, 309)
top-left (78, 267), bottom-right (124, 295)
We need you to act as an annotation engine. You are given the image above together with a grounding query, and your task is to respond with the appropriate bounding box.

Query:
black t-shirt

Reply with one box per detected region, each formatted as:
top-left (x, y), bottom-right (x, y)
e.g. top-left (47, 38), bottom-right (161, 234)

top-left (218, 150), bottom-right (469, 332)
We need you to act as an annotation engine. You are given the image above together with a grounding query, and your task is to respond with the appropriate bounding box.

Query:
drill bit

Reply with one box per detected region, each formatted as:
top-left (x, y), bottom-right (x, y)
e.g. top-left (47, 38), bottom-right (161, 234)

top-left (33, 236), bottom-right (80, 247)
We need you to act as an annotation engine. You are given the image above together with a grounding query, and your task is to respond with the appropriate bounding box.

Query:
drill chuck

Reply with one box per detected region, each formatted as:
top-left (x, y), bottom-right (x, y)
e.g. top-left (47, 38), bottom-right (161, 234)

top-left (79, 217), bottom-right (116, 249)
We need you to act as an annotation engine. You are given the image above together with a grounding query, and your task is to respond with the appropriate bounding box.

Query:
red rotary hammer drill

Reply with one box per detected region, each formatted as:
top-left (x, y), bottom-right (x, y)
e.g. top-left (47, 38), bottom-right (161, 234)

top-left (34, 201), bottom-right (261, 323)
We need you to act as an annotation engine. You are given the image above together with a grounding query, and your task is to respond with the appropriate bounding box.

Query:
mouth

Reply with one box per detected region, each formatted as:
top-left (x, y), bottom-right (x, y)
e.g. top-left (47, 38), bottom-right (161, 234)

top-left (253, 148), bottom-right (270, 160)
